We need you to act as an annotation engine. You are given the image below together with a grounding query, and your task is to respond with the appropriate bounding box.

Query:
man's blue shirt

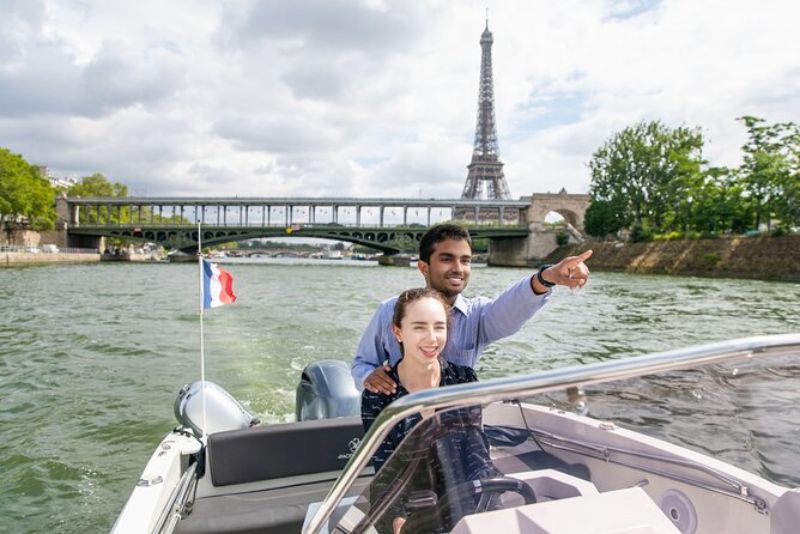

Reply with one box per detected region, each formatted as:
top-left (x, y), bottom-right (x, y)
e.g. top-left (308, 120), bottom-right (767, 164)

top-left (351, 276), bottom-right (550, 389)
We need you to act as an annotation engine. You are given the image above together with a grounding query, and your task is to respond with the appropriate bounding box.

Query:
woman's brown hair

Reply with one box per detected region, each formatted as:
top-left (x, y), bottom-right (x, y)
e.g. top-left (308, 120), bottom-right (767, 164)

top-left (392, 287), bottom-right (451, 330)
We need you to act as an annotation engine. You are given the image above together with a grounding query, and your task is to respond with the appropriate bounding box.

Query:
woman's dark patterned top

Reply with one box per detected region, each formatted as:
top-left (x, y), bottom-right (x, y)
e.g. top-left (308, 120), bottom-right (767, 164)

top-left (361, 358), bottom-right (496, 479)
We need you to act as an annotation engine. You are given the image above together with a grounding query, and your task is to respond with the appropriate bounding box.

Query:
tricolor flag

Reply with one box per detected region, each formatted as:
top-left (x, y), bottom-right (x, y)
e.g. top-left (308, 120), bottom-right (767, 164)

top-left (202, 259), bottom-right (237, 309)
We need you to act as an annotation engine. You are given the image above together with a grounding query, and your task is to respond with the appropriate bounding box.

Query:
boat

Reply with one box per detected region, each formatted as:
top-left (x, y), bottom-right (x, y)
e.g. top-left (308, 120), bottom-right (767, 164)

top-left (111, 334), bottom-right (800, 533)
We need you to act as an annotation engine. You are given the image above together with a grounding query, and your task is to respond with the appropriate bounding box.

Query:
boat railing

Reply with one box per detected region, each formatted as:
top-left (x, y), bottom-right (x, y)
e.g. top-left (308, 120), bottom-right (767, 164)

top-left (303, 333), bottom-right (800, 533)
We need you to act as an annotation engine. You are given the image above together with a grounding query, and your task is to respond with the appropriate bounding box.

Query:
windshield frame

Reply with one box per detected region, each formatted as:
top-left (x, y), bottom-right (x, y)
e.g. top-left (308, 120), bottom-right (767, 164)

top-left (303, 333), bottom-right (800, 533)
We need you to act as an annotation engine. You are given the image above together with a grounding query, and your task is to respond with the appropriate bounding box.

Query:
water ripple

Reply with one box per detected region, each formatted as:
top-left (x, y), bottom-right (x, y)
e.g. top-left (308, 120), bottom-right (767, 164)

top-left (1, 263), bottom-right (798, 531)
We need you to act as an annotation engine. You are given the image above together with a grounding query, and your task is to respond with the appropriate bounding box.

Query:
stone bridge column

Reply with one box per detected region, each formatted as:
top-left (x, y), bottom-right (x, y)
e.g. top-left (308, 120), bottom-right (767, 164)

top-left (56, 194), bottom-right (73, 227)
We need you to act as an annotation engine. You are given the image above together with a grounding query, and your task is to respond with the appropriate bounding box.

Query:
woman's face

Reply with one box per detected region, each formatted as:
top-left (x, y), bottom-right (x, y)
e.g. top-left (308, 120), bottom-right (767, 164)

top-left (392, 297), bottom-right (448, 365)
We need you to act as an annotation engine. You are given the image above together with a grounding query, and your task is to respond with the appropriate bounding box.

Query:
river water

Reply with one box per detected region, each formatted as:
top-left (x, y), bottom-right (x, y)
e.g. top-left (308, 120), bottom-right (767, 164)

top-left (1, 260), bottom-right (799, 532)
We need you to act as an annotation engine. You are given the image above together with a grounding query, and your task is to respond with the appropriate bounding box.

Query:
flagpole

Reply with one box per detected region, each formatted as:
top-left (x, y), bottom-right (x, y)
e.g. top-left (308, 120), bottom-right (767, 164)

top-left (198, 221), bottom-right (208, 440)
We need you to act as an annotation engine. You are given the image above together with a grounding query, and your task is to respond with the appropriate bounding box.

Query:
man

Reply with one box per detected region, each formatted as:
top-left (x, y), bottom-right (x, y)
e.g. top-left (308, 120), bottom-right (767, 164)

top-left (352, 223), bottom-right (592, 394)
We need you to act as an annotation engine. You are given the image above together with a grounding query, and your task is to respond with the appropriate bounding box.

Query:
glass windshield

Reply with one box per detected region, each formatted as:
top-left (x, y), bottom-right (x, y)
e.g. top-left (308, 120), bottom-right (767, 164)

top-left (333, 345), bottom-right (800, 533)
top-left (340, 402), bottom-right (514, 534)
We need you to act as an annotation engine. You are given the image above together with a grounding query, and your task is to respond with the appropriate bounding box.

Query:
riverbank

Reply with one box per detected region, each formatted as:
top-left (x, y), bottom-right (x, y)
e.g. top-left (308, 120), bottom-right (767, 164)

top-left (2, 251), bottom-right (100, 267)
top-left (546, 235), bottom-right (800, 282)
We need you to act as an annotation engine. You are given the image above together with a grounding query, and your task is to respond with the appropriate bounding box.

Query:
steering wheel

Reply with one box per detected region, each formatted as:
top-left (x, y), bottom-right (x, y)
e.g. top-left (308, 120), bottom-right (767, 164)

top-left (404, 476), bottom-right (537, 532)
top-left (473, 476), bottom-right (537, 513)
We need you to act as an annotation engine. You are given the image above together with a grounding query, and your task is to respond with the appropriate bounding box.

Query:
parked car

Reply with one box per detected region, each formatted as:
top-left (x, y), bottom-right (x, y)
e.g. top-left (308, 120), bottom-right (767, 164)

top-left (41, 244), bottom-right (59, 253)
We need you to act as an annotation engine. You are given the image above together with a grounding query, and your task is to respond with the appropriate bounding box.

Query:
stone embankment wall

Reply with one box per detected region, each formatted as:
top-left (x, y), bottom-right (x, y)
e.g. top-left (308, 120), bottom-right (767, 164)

top-left (2, 252), bottom-right (100, 267)
top-left (546, 235), bottom-right (800, 282)
top-left (1, 228), bottom-right (69, 248)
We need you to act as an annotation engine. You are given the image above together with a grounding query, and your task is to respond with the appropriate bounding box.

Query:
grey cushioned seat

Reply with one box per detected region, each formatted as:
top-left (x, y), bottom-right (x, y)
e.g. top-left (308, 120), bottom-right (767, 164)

top-left (175, 478), bottom-right (371, 534)
top-left (208, 415), bottom-right (365, 486)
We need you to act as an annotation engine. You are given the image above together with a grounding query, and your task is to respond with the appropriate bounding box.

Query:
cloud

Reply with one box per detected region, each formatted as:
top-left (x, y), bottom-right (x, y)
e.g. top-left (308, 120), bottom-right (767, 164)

top-left (0, 0), bottom-right (798, 200)
top-left (0, 16), bottom-right (185, 118)
top-left (217, 0), bottom-right (425, 55)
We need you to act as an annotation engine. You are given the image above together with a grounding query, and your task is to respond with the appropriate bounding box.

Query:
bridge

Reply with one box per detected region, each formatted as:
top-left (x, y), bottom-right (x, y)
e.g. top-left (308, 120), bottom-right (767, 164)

top-left (55, 191), bottom-right (590, 265)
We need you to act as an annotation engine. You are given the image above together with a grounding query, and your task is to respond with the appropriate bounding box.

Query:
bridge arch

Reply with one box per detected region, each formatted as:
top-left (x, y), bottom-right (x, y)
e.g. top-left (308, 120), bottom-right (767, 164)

top-left (528, 189), bottom-right (590, 233)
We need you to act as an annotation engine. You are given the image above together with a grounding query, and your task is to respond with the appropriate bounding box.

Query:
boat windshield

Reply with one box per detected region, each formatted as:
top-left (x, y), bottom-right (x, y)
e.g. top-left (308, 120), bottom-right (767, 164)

top-left (342, 402), bottom-right (505, 533)
top-left (307, 335), bottom-right (800, 534)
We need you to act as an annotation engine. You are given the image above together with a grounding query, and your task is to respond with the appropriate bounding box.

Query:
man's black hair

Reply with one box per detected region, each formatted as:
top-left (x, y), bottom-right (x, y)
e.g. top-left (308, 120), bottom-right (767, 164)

top-left (418, 224), bottom-right (472, 263)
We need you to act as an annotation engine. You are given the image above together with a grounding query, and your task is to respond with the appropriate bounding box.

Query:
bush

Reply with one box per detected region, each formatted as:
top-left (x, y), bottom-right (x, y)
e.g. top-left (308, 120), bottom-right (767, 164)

top-left (771, 227), bottom-right (788, 237)
top-left (654, 231), bottom-right (683, 241)
top-left (629, 221), bottom-right (654, 243)
top-left (555, 231), bottom-right (569, 246)
top-left (702, 252), bottom-right (721, 266)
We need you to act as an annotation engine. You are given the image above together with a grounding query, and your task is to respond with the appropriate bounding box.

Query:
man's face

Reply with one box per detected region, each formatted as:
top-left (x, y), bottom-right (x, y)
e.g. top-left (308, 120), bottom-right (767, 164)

top-left (418, 238), bottom-right (472, 299)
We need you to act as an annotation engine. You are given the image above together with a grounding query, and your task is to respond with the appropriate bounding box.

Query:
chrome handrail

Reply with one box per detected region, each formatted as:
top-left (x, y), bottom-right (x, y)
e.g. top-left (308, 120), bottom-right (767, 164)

top-left (303, 333), bottom-right (800, 533)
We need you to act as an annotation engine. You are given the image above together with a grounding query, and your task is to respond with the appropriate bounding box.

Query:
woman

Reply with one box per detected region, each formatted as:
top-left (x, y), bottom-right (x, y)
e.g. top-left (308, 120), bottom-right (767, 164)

top-left (361, 288), bottom-right (497, 533)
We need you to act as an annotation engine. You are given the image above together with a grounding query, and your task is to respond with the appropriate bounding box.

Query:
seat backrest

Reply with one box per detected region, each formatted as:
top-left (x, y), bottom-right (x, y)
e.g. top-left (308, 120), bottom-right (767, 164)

top-left (207, 415), bottom-right (364, 486)
top-left (771, 488), bottom-right (800, 534)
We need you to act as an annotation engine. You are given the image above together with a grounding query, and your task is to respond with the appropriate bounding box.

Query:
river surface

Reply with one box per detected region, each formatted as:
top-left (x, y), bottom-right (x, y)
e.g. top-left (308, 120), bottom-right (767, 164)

top-left (1, 259), bottom-right (799, 532)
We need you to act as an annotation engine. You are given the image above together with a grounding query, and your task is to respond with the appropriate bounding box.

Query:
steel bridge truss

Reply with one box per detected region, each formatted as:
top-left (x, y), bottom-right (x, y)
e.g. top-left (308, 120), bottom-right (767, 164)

top-left (61, 197), bottom-right (531, 253)
top-left (68, 224), bottom-right (529, 253)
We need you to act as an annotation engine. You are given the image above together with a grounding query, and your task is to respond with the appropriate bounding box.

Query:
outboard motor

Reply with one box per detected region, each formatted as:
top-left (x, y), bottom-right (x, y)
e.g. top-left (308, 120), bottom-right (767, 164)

top-left (296, 360), bottom-right (360, 421)
top-left (174, 380), bottom-right (258, 436)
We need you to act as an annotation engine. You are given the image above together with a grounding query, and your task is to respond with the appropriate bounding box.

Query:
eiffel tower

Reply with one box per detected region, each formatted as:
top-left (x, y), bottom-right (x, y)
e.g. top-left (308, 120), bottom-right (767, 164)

top-left (456, 17), bottom-right (512, 221)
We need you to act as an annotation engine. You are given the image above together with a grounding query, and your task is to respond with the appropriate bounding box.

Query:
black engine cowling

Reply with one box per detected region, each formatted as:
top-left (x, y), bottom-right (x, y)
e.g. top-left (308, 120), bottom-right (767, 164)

top-left (296, 360), bottom-right (360, 421)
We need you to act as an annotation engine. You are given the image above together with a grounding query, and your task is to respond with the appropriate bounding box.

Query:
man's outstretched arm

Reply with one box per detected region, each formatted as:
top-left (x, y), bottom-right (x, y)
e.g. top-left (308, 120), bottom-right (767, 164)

top-left (477, 249), bottom-right (594, 347)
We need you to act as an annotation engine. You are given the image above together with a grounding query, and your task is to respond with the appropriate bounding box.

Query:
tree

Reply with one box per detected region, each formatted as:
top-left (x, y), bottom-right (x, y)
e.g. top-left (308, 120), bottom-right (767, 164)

top-left (67, 173), bottom-right (130, 224)
top-left (588, 121), bottom-right (706, 238)
top-left (736, 116), bottom-right (799, 230)
top-left (584, 198), bottom-right (626, 238)
top-left (0, 148), bottom-right (56, 231)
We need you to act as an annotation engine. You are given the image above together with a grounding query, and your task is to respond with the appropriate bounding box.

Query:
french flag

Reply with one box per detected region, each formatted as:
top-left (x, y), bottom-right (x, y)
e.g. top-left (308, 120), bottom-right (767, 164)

top-left (202, 259), bottom-right (237, 309)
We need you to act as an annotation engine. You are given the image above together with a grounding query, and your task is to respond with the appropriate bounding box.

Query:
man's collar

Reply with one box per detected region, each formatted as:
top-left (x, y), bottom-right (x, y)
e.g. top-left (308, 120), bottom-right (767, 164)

top-left (452, 293), bottom-right (468, 315)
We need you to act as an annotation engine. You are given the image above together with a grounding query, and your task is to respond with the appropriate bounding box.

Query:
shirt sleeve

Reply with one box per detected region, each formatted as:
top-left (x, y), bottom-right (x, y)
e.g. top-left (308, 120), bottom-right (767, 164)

top-left (351, 300), bottom-right (394, 390)
top-left (475, 275), bottom-right (551, 347)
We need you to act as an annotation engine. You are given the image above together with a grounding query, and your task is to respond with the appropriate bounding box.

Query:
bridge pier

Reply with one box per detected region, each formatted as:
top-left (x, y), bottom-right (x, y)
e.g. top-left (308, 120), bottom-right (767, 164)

top-left (487, 223), bottom-right (561, 267)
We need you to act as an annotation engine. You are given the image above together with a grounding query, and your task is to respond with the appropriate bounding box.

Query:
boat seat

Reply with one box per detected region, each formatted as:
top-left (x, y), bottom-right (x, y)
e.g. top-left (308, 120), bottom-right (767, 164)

top-left (207, 415), bottom-right (364, 487)
top-left (175, 477), bottom-right (371, 534)
top-left (492, 449), bottom-right (592, 482)
top-left (771, 488), bottom-right (800, 534)
top-left (451, 487), bottom-right (682, 533)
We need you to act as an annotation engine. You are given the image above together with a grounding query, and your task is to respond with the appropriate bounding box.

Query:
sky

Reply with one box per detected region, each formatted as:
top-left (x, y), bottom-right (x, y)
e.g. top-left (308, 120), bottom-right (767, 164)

top-left (1, 0), bottom-right (799, 200)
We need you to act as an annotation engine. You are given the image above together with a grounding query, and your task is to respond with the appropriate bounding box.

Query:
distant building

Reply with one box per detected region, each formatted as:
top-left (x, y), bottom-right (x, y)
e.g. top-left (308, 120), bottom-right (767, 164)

top-left (33, 165), bottom-right (78, 190)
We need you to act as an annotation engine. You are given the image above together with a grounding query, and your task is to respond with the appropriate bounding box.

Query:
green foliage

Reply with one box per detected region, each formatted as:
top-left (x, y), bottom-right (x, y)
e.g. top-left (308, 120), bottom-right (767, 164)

top-left (702, 253), bottom-right (721, 266)
top-left (470, 237), bottom-right (489, 253)
top-left (771, 227), bottom-right (788, 237)
top-left (589, 120), bottom-right (705, 234)
top-left (0, 148), bottom-right (56, 230)
top-left (588, 117), bottom-right (799, 240)
top-left (653, 231), bottom-right (683, 241)
top-left (555, 231), bottom-right (569, 246)
top-left (736, 116), bottom-right (800, 231)
top-left (388, 233), bottom-right (417, 252)
top-left (629, 221), bottom-right (654, 243)
top-left (584, 198), bottom-right (626, 238)
top-left (68, 173), bottom-right (130, 224)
